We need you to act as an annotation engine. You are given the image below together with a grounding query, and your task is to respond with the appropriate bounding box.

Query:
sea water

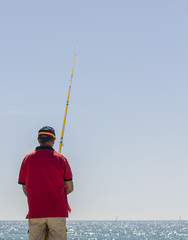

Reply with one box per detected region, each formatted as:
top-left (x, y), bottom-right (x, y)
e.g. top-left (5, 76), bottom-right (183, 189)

top-left (1, 220), bottom-right (188, 240)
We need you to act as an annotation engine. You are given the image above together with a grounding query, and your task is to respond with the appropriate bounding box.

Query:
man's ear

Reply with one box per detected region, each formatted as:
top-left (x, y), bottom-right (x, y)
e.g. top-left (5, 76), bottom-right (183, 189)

top-left (52, 139), bottom-right (55, 145)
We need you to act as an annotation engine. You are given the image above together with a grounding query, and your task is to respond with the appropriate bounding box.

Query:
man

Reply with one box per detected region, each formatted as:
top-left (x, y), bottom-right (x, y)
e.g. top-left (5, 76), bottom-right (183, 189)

top-left (18, 126), bottom-right (73, 240)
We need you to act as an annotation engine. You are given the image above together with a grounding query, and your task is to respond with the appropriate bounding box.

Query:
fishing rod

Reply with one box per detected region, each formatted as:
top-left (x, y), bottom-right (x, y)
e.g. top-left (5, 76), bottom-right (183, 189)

top-left (59, 54), bottom-right (76, 153)
top-left (59, 54), bottom-right (76, 214)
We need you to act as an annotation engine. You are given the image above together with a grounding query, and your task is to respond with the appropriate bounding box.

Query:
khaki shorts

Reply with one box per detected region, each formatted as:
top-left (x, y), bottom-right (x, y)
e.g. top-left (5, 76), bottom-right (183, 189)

top-left (29, 217), bottom-right (67, 240)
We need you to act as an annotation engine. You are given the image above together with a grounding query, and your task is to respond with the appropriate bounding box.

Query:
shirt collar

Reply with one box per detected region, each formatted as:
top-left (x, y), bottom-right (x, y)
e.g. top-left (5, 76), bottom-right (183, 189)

top-left (36, 146), bottom-right (54, 151)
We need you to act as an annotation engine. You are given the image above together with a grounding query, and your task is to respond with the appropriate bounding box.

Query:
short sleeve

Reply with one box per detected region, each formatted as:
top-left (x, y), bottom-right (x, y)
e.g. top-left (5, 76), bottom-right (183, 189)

top-left (63, 158), bottom-right (73, 181)
top-left (18, 160), bottom-right (26, 185)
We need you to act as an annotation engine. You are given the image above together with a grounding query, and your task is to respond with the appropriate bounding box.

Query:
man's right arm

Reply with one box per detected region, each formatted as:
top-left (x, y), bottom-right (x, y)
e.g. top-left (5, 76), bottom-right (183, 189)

top-left (65, 180), bottom-right (73, 195)
top-left (22, 185), bottom-right (27, 196)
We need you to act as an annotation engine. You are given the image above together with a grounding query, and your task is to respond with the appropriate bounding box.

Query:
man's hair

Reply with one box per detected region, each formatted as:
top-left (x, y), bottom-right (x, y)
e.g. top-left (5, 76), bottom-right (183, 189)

top-left (38, 135), bottom-right (54, 144)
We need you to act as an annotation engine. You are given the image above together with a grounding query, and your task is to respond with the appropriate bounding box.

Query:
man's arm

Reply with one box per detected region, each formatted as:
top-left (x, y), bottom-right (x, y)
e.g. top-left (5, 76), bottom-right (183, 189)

top-left (22, 185), bottom-right (27, 196)
top-left (65, 180), bottom-right (73, 195)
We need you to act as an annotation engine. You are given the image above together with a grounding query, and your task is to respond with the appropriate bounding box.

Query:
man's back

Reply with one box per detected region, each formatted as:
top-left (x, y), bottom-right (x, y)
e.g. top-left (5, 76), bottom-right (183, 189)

top-left (19, 146), bottom-right (72, 219)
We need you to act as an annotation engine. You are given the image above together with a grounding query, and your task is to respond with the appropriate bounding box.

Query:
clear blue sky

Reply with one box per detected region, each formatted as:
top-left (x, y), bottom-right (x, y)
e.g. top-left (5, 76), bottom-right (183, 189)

top-left (0, 0), bottom-right (188, 220)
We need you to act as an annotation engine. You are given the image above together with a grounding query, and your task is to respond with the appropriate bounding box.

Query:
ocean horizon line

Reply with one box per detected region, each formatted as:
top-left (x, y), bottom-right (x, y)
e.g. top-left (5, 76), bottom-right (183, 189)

top-left (0, 219), bottom-right (187, 221)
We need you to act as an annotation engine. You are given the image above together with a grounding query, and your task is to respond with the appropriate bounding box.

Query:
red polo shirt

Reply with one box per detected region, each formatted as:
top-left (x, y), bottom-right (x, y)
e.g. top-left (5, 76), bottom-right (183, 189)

top-left (18, 146), bottom-right (72, 219)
